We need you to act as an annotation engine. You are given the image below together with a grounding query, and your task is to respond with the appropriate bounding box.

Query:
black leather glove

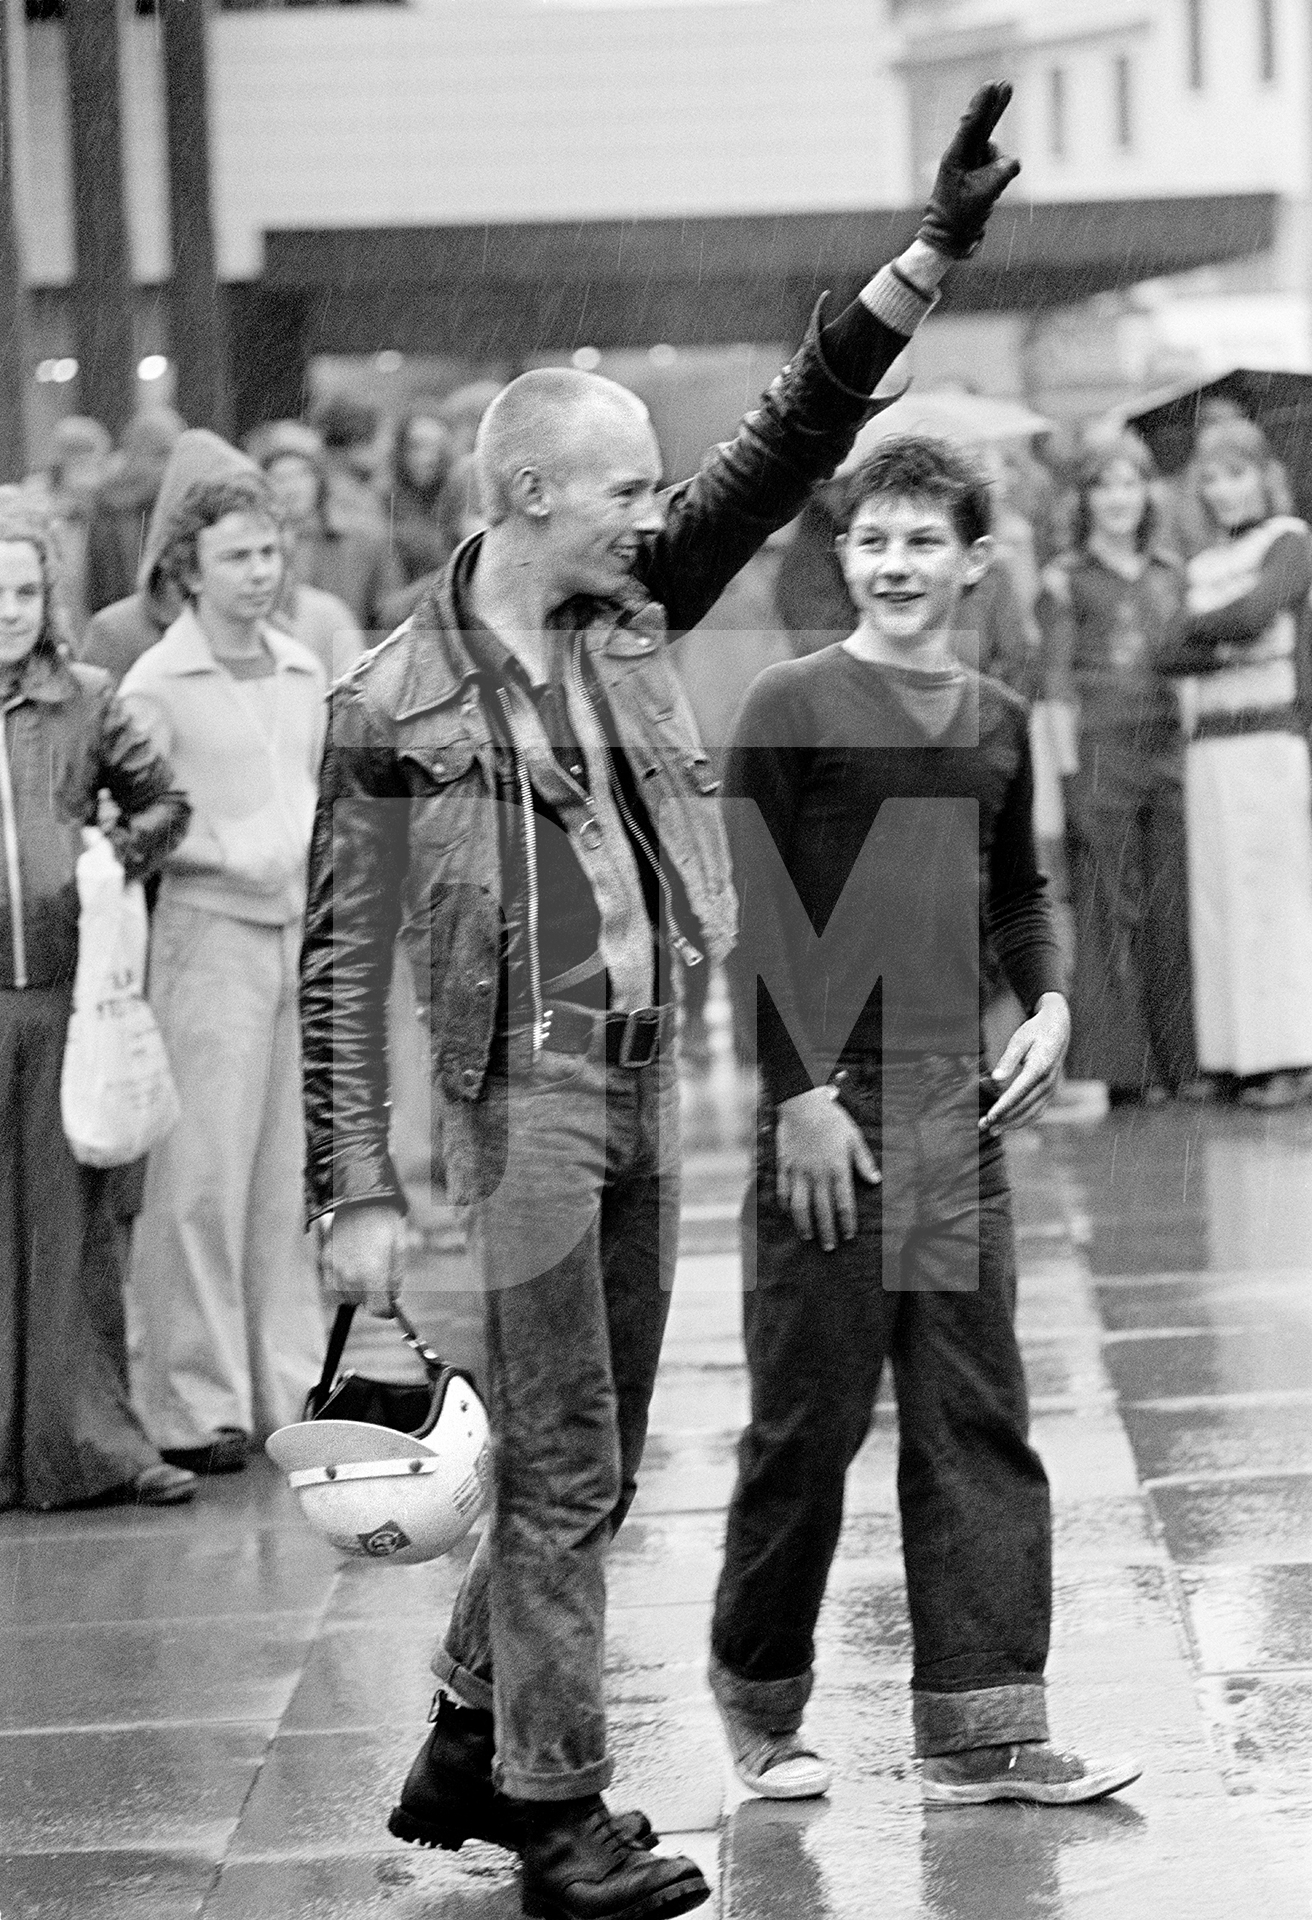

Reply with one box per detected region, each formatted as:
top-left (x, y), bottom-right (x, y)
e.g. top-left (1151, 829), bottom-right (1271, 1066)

top-left (918, 82), bottom-right (1021, 260)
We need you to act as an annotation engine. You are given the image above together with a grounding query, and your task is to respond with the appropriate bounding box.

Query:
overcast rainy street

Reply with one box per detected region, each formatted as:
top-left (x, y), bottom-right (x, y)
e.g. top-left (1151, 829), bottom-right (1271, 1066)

top-left (3, 1029), bottom-right (1312, 1919)
top-left (9, 5), bottom-right (1312, 1917)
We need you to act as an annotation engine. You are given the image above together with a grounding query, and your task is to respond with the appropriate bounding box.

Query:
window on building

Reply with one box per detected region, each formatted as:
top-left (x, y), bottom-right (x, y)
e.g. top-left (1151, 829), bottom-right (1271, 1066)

top-left (26, 1), bottom-right (404, 13)
top-left (1185, 0), bottom-right (1205, 88)
top-left (1048, 65), bottom-right (1067, 160)
top-left (216, 2), bottom-right (405, 9)
top-left (1258, 0), bottom-right (1277, 82)
top-left (1113, 53), bottom-right (1133, 148)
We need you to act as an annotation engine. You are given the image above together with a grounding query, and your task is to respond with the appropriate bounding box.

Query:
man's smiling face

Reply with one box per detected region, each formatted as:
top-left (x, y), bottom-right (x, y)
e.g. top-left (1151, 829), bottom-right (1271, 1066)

top-left (541, 404), bottom-right (666, 601)
top-left (838, 492), bottom-right (985, 649)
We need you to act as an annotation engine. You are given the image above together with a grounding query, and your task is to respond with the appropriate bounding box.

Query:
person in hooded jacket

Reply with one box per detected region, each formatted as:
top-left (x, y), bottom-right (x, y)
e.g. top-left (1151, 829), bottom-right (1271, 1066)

top-left (0, 491), bottom-right (195, 1510)
top-left (84, 409), bottom-right (184, 617)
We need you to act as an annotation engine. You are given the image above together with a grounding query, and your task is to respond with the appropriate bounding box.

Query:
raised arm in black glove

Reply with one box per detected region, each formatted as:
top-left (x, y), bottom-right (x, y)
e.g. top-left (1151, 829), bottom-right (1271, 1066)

top-left (918, 81), bottom-right (1021, 261)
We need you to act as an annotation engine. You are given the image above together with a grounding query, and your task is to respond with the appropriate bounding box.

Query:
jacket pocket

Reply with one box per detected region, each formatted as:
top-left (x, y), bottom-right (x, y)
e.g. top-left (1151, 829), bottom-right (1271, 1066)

top-left (400, 732), bottom-right (487, 854)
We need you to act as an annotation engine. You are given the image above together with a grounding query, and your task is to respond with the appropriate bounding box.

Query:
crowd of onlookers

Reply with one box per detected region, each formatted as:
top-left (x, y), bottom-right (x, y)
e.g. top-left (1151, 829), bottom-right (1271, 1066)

top-left (4, 369), bottom-right (1312, 1515)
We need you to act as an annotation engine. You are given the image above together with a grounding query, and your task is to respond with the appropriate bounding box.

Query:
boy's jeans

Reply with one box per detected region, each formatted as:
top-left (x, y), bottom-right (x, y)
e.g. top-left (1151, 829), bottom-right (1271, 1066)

top-left (433, 1027), bottom-right (681, 1799)
top-left (711, 1054), bottom-right (1053, 1757)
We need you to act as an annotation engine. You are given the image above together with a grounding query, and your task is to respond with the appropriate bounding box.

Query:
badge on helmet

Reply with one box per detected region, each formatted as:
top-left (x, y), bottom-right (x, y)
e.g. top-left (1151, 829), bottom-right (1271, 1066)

top-left (267, 1305), bottom-right (491, 1566)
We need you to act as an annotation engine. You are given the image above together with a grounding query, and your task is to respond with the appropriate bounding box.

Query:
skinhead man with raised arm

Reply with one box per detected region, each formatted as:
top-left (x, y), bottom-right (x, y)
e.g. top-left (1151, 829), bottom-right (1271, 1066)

top-left (301, 87), bottom-right (1022, 1920)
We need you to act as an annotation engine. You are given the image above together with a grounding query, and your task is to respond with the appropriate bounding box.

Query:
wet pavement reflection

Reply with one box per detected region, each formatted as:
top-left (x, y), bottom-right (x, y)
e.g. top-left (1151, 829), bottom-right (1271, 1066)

top-left (3, 1068), bottom-right (1311, 1914)
top-left (1066, 1098), bottom-right (1312, 1915)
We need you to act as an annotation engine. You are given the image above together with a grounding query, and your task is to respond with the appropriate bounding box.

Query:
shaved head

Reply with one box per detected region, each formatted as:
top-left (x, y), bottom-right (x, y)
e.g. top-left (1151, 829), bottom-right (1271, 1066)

top-left (474, 368), bottom-right (656, 526)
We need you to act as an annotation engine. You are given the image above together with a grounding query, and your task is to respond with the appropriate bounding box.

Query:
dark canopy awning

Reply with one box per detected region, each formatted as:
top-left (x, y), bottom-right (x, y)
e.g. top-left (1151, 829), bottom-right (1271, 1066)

top-left (263, 193), bottom-right (1278, 357)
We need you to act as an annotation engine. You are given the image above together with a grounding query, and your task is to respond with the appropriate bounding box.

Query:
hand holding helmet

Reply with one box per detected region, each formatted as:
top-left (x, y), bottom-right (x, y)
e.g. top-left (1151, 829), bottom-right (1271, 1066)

top-left (267, 1304), bottom-right (491, 1566)
top-left (323, 1200), bottom-right (406, 1318)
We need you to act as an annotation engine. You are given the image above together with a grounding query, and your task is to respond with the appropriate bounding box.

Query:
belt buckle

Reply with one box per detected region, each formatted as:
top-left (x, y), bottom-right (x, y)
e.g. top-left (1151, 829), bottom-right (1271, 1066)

top-left (618, 1007), bottom-right (661, 1068)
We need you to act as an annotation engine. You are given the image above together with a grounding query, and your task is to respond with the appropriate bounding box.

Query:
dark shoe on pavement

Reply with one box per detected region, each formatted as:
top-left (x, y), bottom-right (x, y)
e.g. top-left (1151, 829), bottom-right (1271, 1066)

top-left (921, 1741), bottom-right (1142, 1807)
top-left (132, 1461), bottom-right (197, 1506)
top-left (521, 1797), bottom-right (709, 1920)
top-left (160, 1427), bottom-right (249, 1475)
top-left (388, 1696), bottom-right (656, 1858)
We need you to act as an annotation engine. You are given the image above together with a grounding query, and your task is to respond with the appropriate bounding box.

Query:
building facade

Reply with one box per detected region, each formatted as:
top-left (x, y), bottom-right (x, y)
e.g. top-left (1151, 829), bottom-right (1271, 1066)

top-left (4, 0), bottom-right (1304, 451)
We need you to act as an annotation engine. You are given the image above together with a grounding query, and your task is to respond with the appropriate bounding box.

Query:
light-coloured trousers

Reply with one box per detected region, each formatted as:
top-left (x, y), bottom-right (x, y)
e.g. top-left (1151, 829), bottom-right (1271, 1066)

top-left (129, 898), bottom-right (323, 1450)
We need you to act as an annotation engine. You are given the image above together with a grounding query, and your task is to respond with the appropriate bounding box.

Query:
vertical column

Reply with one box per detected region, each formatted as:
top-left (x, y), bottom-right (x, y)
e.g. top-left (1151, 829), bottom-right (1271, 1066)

top-left (0, 0), bottom-right (31, 478)
top-left (65, 0), bottom-right (137, 435)
top-left (161, 0), bottom-right (230, 436)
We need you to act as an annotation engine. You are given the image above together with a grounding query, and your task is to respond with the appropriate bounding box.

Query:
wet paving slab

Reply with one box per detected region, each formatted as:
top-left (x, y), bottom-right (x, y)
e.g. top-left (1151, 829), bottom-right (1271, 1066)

top-left (0, 1721), bottom-right (273, 1852)
top-left (1119, 1395), bottom-right (1312, 1480)
top-left (1179, 1563), bottom-right (1312, 1670)
top-left (0, 1849), bottom-right (224, 1920)
top-left (0, 1611), bottom-right (324, 1732)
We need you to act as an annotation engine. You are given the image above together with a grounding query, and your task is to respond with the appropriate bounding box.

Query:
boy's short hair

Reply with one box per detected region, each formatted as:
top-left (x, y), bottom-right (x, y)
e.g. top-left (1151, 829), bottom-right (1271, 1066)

top-left (156, 473), bottom-right (283, 600)
top-left (839, 435), bottom-right (993, 547)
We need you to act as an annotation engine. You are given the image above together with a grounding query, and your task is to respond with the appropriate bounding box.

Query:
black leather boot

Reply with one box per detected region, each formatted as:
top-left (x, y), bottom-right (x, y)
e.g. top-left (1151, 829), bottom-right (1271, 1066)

top-left (521, 1797), bottom-right (709, 1920)
top-left (387, 1697), bottom-right (657, 1857)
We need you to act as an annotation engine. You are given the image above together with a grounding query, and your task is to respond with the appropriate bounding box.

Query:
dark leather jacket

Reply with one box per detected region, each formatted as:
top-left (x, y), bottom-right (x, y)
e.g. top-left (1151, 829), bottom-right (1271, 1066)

top-left (301, 302), bottom-right (899, 1220)
top-left (0, 646), bottom-right (191, 990)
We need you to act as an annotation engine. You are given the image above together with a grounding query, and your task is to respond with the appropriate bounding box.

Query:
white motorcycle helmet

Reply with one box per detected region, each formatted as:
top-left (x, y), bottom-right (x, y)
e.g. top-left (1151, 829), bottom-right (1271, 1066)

top-left (267, 1307), bottom-right (491, 1566)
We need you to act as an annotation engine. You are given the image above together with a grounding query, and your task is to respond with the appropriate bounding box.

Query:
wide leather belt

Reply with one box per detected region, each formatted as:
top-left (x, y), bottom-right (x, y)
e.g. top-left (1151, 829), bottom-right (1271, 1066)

top-left (540, 1001), bottom-right (675, 1067)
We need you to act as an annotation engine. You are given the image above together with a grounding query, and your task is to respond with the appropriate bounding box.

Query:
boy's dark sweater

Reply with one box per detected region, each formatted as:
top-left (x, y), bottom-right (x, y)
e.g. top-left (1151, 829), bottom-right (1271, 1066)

top-left (723, 645), bottom-right (1063, 1104)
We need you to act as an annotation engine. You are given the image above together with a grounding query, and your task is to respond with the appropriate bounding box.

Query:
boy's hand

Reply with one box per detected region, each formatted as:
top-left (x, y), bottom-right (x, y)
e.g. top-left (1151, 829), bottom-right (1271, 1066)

top-left (776, 1086), bottom-right (881, 1253)
top-left (918, 82), bottom-right (1021, 259)
top-left (981, 993), bottom-right (1071, 1134)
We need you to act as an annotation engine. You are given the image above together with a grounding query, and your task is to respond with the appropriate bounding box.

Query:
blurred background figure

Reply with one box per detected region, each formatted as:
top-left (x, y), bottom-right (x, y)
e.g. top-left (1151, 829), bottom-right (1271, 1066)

top-left (0, 491), bottom-right (194, 1511)
top-left (1037, 430), bottom-right (1198, 1105)
top-left (375, 449), bottom-right (490, 633)
top-left (254, 417), bottom-right (400, 636)
top-left (1157, 419), bottom-right (1312, 1110)
top-left (85, 408), bottom-right (185, 617)
top-left (25, 416), bottom-right (113, 641)
top-left (671, 527), bottom-right (796, 1071)
top-left (310, 393), bottom-right (387, 533)
top-left (383, 401), bottom-right (461, 586)
top-left (437, 379), bottom-right (505, 460)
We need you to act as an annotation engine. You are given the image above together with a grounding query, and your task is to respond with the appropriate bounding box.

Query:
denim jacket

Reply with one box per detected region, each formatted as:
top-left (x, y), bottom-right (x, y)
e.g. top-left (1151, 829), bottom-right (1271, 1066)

top-left (301, 298), bottom-right (910, 1219)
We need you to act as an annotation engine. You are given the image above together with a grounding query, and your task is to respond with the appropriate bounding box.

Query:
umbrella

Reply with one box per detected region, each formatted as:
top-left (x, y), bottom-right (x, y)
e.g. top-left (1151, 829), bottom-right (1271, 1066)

top-left (837, 388), bottom-right (1053, 474)
top-left (1124, 367), bottom-right (1312, 519)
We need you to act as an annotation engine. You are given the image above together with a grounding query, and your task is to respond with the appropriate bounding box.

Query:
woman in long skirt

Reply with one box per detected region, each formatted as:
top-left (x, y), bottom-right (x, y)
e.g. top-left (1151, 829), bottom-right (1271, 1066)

top-left (1039, 431), bottom-right (1198, 1101)
top-left (1157, 418), bottom-right (1312, 1109)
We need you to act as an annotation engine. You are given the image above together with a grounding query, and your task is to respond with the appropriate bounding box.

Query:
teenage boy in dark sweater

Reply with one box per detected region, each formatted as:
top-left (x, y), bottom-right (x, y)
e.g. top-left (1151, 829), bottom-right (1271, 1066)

top-left (709, 438), bottom-right (1143, 1806)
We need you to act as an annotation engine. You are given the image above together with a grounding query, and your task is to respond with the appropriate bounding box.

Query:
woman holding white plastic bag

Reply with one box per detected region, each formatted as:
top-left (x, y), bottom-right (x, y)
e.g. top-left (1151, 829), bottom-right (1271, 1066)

top-left (0, 493), bottom-right (194, 1509)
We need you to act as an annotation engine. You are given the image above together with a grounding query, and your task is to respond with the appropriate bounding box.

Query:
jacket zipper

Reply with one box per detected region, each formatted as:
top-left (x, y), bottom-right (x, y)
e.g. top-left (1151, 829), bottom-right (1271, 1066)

top-left (497, 688), bottom-right (544, 1052)
top-left (565, 644), bottom-right (703, 970)
top-left (0, 706), bottom-right (28, 988)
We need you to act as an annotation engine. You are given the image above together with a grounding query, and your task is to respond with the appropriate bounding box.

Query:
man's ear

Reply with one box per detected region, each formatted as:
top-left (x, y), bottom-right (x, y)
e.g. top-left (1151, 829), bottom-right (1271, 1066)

top-left (506, 465), bottom-right (551, 521)
top-left (962, 533), bottom-right (994, 589)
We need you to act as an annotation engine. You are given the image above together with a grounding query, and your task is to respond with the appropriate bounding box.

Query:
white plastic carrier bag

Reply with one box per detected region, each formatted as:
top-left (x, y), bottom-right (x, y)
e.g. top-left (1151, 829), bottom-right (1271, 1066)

top-left (60, 827), bottom-right (181, 1168)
